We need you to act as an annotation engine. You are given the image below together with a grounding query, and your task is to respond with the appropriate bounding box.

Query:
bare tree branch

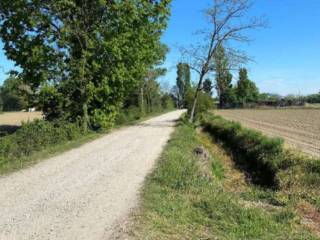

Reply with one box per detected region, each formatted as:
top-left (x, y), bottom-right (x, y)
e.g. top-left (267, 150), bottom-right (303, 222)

top-left (180, 0), bottom-right (266, 122)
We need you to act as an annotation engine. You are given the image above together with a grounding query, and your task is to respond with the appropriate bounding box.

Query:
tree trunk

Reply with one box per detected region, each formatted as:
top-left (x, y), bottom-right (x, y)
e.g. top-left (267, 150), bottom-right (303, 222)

top-left (189, 74), bottom-right (204, 123)
top-left (140, 86), bottom-right (145, 116)
top-left (189, 94), bottom-right (198, 122)
top-left (82, 102), bottom-right (88, 132)
top-left (79, 51), bottom-right (88, 132)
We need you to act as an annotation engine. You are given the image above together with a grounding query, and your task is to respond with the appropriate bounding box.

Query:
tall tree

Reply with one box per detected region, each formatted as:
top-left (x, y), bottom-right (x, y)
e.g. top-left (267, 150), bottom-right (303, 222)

top-left (203, 79), bottom-right (213, 95)
top-left (176, 63), bottom-right (191, 108)
top-left (214, 45), bottom-right (234, 108)
top-left (0, 0), bottom-right (171, 130)
top-left (236, 68), bottom-right (259, 106)
top-left (180, 0), bottom-right (265, 122)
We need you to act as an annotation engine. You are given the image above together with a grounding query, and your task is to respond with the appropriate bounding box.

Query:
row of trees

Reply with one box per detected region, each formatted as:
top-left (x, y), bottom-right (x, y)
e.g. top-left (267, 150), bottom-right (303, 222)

top-left (174, 55), bottom-right (320, 111)
top-left (305, 92), bottom-right (320, 103)
top-left (174, 59), bottom-right (259, 112)
top-left (214, 45), bottom-right (259, 108)
top-left (118, 67), bottom-right (174, 123)
top-left (258, 92), bottom-right (320, 107)
top-left (0, 0), bottom-right (172, 129)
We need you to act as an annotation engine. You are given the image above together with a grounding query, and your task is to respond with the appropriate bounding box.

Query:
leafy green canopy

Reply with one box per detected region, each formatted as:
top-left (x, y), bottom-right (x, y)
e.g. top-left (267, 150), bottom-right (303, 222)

top-left (0, 0), bottom-right (171, 129)
top-left (236, 68), bottom-right (259, 106)
top-left (214, 45), bottom-right (234, 108)
top-left (202, 79), bottom-right (213, 95)
top-left (0, 75), bottom-right (30, 111)
top-left (176, 63), bottom-right (191, 107)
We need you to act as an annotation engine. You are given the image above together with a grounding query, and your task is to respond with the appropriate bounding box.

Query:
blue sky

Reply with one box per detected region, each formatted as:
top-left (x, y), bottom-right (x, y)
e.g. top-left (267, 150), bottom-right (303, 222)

top-left (1, 0), bottom-right (320, 96)
top-left (159, 0), bottom-right (320, 96)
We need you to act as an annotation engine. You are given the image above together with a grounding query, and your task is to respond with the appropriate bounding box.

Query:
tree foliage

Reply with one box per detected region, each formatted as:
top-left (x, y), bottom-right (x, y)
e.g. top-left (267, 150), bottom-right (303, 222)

top-left (185, 87), bottom-right (214, 117)
top-left (176, 63), bottom-right (191, 108)
top-left (236, 68), bottom-right (259, 106)
top-left (0, 0), bottom-right (171, 130)
top-left (143, 68), bottom-right (167, 113)
top-left (0, 75), bottom-right (30, 111)
top-left (214, 45), bottom-right (234, 108)
top-left (118, 66), bottom-right (174, 124)
top-left (203, 79), bottom-right (213, 95)
top-left (306, 92), bottom-right (320, 103)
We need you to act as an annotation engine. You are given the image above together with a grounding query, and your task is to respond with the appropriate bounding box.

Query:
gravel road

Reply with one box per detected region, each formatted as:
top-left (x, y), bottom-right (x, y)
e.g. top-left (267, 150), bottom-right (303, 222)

top-left (0, 110), bottom-right (184, 240)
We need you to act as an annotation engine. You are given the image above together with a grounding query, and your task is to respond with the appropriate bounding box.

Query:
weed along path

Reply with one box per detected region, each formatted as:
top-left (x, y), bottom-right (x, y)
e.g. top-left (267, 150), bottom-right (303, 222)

top-left (0, 110), bottom-right (184, 240)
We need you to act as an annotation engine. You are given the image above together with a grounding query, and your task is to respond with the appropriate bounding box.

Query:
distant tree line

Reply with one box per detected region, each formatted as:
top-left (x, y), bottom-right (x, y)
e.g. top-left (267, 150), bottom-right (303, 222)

top-left (257, 92), bottom-right (320, 107)
top-left (172, 54), bottom-right (320, 113)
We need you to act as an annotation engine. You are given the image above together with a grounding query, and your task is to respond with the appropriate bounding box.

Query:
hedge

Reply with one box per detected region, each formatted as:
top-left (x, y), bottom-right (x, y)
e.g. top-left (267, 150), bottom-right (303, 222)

top-left (0, 120), bottom-right (82, 166)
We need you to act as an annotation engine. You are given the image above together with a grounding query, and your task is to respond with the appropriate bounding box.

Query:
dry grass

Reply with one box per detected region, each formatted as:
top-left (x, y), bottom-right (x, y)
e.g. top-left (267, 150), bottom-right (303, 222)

top-left (214, 109), bottom-right (320, 157)
top-left (0, 112), bottom-right (43, 126)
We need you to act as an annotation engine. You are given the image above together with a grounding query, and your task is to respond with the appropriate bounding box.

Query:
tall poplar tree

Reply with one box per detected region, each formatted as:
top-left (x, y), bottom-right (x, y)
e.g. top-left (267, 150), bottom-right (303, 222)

top-left (203, 79), bottom-right (213, 95)
top-left (214, 45), bottom-right (233, 108)
top-left (236, 68), bottom-right (259, 106)
top-left (176, 63), bottom-right (191, 108)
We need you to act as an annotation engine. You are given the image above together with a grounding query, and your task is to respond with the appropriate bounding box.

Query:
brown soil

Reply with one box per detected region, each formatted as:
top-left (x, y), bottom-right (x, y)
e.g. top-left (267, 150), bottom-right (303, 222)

top-left (0, 111), bottom-right (43, 126)
top-left (214, 109), bottom-right (320, 157)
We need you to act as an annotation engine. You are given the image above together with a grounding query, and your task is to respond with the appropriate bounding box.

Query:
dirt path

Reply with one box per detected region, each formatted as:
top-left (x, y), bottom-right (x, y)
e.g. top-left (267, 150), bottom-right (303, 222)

top-left (0, 110), bottom-right (184, 240)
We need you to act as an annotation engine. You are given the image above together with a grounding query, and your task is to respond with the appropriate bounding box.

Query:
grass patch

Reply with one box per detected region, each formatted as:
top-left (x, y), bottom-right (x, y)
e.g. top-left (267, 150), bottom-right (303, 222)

top-left (201, 114), bottom-right (284, 187)
top-left (201, 114), bottom-right (320, 191)
top-left (128, 122), bottom-right (317, 239)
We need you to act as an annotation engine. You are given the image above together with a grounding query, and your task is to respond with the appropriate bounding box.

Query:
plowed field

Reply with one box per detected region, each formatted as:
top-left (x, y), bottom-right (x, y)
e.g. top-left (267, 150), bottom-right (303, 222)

top-left (214, 109), bottom-right (320, 157)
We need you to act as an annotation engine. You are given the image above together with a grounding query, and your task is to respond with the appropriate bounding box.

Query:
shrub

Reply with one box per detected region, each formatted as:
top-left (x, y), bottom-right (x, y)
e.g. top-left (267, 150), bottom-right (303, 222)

top-left (185, 89), bottom-right (215, 118)
top-left (0, 119), bottom-right (82, 166)
top-left (115, 105), bottom-right (142, 125)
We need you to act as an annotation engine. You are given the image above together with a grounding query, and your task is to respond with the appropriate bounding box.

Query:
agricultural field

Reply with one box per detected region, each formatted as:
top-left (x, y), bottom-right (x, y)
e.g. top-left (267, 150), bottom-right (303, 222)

top-left (0, 111), bottom-right (42, 127)
top-left (214, 109), bottom-right (320, 157)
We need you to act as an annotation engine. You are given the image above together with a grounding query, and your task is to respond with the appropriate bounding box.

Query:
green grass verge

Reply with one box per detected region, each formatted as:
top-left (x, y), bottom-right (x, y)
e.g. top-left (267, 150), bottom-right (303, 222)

top-left (129, 122), bottom-right (318, 239)
top-left (201, 114), bottom-right (320, 211)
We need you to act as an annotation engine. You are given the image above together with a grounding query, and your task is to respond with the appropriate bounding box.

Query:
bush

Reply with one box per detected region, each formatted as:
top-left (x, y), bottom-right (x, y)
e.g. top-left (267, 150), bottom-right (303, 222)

top-left (185, 89), bottom-right (215, 118)
top-left (115, 105), bottom-right (142, 125)
top-left (0, 119), bottom-right (82, 166)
